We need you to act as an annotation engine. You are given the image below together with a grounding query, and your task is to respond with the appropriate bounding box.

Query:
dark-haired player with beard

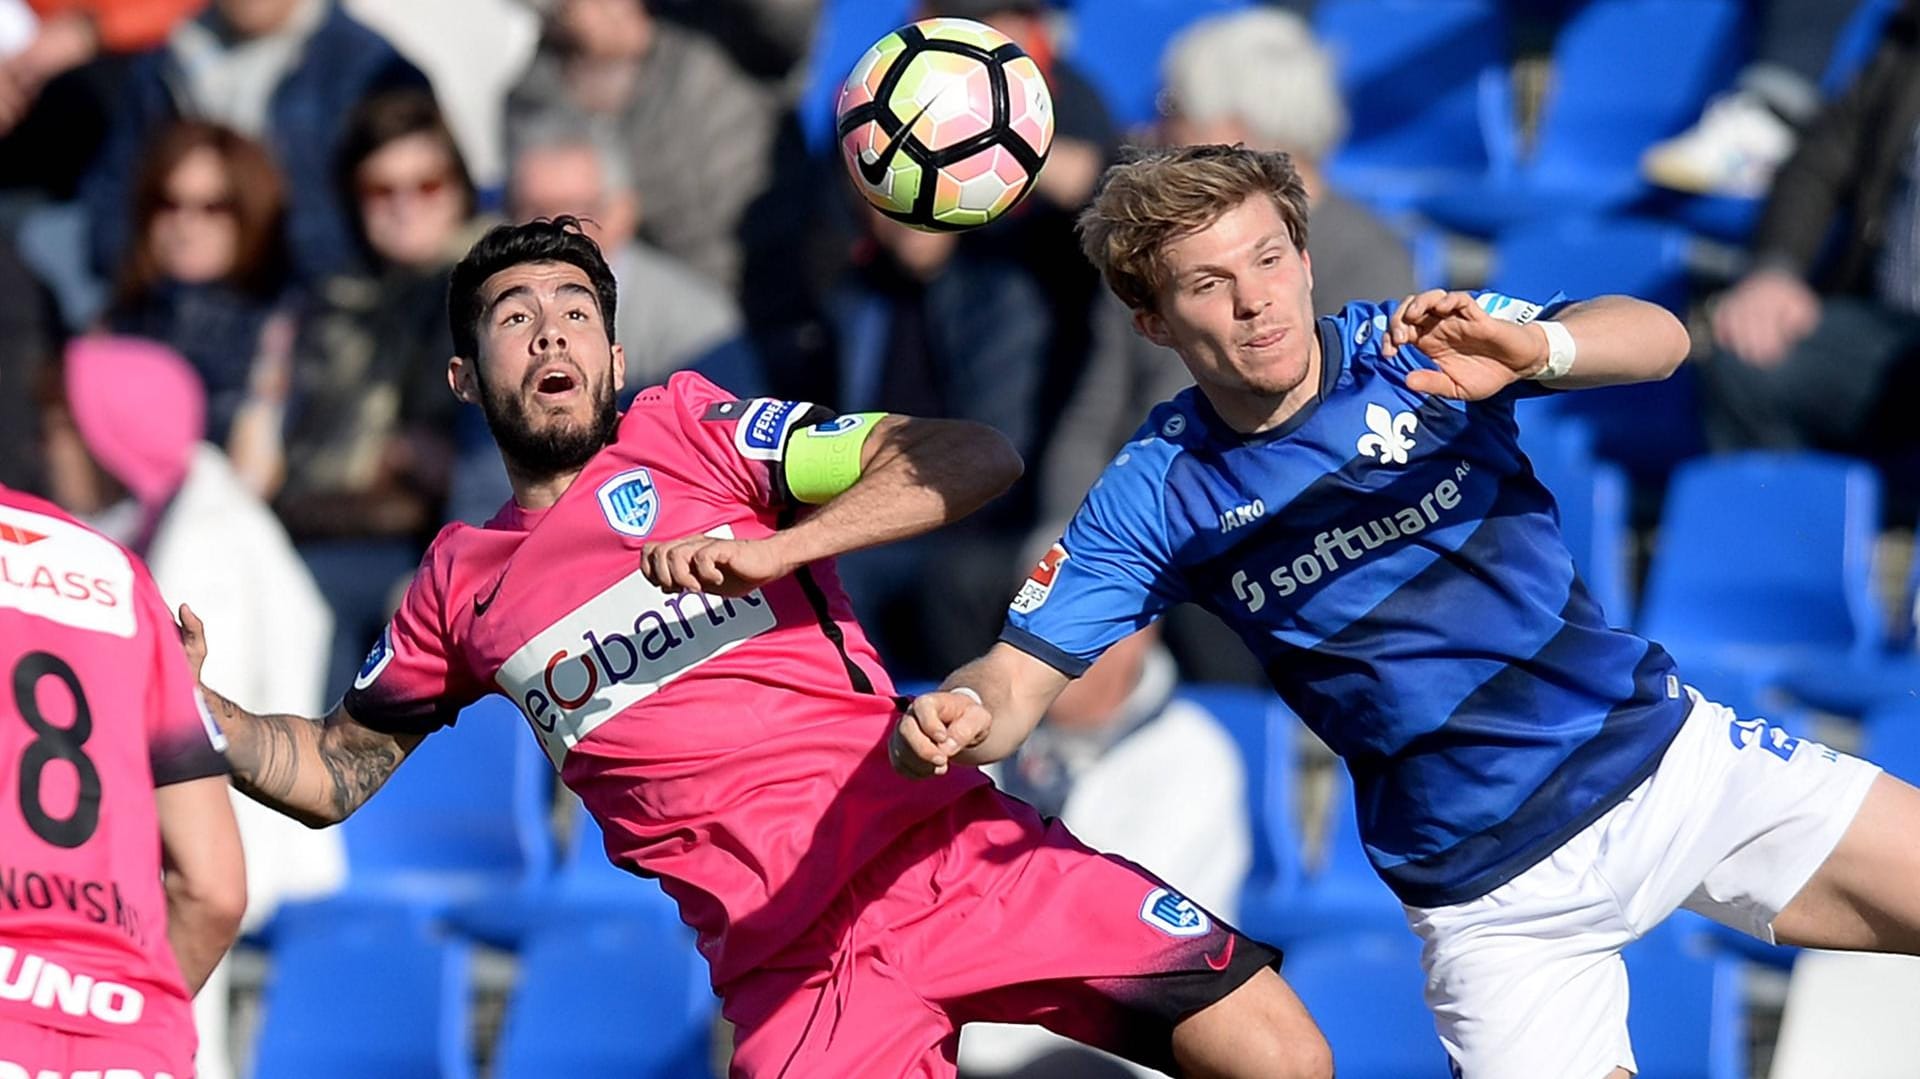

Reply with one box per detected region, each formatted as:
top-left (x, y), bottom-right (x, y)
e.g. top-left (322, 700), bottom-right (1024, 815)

top-left (182, 217), bottom-right (1331, 1078)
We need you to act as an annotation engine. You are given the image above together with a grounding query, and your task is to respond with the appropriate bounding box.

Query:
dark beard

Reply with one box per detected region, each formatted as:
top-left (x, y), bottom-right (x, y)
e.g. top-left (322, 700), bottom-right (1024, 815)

top-left (477, 364), bottom-right (618, 478)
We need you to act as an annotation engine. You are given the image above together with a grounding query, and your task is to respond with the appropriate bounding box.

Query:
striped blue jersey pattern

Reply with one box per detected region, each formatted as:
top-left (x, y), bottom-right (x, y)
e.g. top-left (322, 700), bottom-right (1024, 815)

top-left (1002, 296), bottom-right (1690, 907)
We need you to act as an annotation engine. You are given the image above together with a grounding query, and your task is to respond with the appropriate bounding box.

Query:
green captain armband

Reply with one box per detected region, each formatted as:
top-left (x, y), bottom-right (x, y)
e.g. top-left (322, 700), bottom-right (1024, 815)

top-left (782, 412), bottom-right (889, 504)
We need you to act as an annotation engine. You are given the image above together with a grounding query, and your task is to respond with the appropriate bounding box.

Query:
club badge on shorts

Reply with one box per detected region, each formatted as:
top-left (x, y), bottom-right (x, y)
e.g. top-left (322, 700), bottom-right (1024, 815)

top-left (1139, 887), bottom-right (1211, 938)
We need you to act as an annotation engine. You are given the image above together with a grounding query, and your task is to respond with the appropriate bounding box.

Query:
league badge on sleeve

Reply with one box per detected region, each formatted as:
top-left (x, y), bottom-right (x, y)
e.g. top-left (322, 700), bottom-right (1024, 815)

top-left (597, 468), bottom-right (660, 538)
top-left (1139, 887), bottom-right (1212, 938)
top-left (1010, 542), bottom-right (1069, 614)
top-left (352, 626), bottom-right (395, 692)
top-left (1474, 290), bottom-right (1558, 325)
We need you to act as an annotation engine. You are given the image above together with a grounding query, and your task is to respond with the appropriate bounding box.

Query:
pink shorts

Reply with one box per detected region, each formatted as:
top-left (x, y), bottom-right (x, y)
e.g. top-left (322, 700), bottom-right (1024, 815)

top-left (0, 1017), bottom-right (193, 1078)
top-left (722, 785), bottom-right (1277, 1078)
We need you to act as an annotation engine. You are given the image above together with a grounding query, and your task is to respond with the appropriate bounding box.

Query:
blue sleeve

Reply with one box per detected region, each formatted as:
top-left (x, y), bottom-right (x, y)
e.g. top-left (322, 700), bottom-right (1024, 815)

top-left (1000, 453), bottom-right (1185, 676)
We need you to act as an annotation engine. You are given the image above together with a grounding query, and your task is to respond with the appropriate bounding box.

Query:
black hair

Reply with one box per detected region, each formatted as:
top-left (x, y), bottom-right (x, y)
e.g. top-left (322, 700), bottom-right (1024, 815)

top-left (446, 215), bottom-right (619, 360)
top-left (335, 89), bottom-right (477, 255)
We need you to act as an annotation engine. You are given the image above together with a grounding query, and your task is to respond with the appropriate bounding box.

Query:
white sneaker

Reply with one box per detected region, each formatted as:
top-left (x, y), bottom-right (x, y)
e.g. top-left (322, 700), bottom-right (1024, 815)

top-left (1642, 91), bottom-right (1797, 198)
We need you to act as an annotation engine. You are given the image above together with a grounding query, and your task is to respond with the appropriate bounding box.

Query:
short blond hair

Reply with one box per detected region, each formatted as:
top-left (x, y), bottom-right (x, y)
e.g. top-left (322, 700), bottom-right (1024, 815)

top-left (1077, 145), bottom-right (1310, 312)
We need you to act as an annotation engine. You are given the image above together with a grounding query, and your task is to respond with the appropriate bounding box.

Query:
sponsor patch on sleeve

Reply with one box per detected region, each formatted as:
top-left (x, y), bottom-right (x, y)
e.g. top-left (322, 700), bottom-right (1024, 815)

top-left (1010, 542), bottom-right (1070, 615)
top-left (733, 399), bottom-right (814, 461)
top-left (1474, 291), bottom-right (1546, 325)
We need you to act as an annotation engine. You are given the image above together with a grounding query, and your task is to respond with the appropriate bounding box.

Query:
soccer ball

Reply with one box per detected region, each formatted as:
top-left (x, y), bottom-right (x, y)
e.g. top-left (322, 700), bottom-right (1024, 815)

top-left (834, 17), bottom-right (1055, 232)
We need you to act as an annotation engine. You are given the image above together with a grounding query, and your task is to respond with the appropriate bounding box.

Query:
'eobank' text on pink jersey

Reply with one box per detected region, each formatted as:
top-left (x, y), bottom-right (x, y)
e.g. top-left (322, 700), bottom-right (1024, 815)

top-left (345, 373), bottom-right (985, 985)
top-left (0, 488), bottom-right (227, 1048)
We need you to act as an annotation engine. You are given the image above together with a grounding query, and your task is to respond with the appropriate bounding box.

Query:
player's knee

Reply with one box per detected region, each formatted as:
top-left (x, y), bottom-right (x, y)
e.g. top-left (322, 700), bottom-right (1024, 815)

top-left (1183, 1027), bottom-right (1332, 1079)
top-left (1269, 1022), bottom-right (1333, 1079)
top-left (1173, 975), bottom-right (1333, 1079)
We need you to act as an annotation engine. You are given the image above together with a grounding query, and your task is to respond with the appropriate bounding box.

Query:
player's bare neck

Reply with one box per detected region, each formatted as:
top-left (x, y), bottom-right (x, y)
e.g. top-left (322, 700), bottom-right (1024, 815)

top-left (505, 461), bottom-right (585, 513)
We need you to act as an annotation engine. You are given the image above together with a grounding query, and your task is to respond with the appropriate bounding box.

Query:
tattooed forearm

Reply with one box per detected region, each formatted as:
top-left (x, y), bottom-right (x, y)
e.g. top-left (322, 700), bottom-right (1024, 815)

top-left (317, 724), bottom-right (408, 824)
top-left (201, 686), bottom-right (414, 828)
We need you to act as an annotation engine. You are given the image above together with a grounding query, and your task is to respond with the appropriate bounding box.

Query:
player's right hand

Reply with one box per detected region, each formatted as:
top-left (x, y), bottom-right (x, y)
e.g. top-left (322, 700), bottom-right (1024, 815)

top-left (176, 603), bottom-right (209, 683)
top-left (889, 690), bottom-right (993, 779)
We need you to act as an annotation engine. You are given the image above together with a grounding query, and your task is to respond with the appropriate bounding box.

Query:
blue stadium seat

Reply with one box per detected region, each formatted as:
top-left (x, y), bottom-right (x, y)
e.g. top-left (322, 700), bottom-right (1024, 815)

top-left (796, 0), bottom-right (915, 153)
top-left (1771, 646), bottom-right (1920, 719)
top-left (1626, 913), bottom-right (1747, 1079)
top-left (333, 694), bottom-right (555, 911)
top-left (252, 919), bottom-right (475, 1079)
top-left (1251, 762), bottom-right (1404, 945)
top-left (1862, 699), bottom-right (1920, 783)
top-left (1517, 415), bottom-right (1635, 625)
top-left (494, 920), bottom-right (717, 1079)
top-left (1178, 684), bottom-right (1304, 929)
top-left (1280, 931), bottom-right (1445, 1078)
top-left (1822, 0), bottom-right (1902, 97)
top-left (1490, 216), bottom-right (1695, 313)
top-left (1639, 453), bottom-right (1883, 701)
top-left (458, 799), bottom-right (683, 947)
top-left (1318, 0), bottom-right (1512, 213)
top-left (1771, 502), bottom-right (1920, 717)
top-left (1492, 217), bottom-right (1706, 481)
top-left (1651, 0), bottom-right (1900, 242)
top-left (1425, 0), bottom-right (1747, 236)
top-left (1063, 0), bottom-right (1250, 129)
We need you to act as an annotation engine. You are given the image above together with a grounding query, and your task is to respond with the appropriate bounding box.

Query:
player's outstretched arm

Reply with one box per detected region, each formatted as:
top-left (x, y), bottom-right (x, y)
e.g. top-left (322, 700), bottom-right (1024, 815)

top-left (785, 414), bottom-right (1022, 553)
top-left (891, 642), bottom-right (1069, 778)
top-left (155, 773), bottom-right (246, 995)
top-left (1387, 290), bottom-right (1690, 399)
top-left (207, 691), bottom-right (422, 828)
top-left (645, 415), bottom-right (1023, 595)
top-left (180, 605), bottom-right (422, 827)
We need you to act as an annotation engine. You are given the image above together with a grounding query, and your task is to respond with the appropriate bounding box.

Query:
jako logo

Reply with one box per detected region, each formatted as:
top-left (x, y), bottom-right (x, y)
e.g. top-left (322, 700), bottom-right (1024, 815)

top-left (0, 945), bottom-right (144, 1025)
top-left (498, 529), bottom-right (775, 767)
top-left (1357, 403), bottom-right (1418, 465)
top-left (1231, 464), bottom-right (1471, 613)
top-left (1219, 500), bottom-right (1266, 533)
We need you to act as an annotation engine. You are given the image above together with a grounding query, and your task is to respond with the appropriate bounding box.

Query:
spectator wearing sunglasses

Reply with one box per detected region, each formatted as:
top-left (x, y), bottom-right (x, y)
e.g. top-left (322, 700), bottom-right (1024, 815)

top-left (269, 89), bottom-right (476, 703)
top-left (104, 119), bottom-right (293, 474)
top-left (77, 0), bottom-right (431, 286)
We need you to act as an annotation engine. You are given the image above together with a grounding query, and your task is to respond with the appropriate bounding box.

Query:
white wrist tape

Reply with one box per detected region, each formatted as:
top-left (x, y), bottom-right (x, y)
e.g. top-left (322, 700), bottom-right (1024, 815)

top-left (949, 686), bottom-right (983, 706)
top-left (1530, 320), bottom-right (1577, 381)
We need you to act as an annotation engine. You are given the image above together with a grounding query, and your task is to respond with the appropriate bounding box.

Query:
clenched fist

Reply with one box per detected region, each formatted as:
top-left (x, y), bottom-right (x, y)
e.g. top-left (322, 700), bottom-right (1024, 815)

top-left (889, 690), bottom-right (994, 778)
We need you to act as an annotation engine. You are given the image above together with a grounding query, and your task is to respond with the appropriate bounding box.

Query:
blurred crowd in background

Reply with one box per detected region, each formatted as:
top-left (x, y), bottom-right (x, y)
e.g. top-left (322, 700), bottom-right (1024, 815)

top-left (6, 1), bottom-right (1920, 1076)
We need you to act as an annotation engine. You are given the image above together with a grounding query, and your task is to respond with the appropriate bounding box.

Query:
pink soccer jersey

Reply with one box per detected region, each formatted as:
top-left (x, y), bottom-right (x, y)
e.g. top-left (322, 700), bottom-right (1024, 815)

top-left (0, 488), bottom-right (227, 1051)
top-left (346, 372), bottom-right (986, 986)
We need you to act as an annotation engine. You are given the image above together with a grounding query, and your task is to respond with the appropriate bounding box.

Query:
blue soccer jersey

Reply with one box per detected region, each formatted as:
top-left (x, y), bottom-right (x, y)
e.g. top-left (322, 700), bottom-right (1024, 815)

top-left (1003, 296), bottom-right (1691, 907)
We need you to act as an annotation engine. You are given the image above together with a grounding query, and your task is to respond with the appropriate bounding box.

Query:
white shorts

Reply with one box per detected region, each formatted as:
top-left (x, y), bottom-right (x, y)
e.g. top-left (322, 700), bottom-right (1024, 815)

top-left (1403, 690), bottom-right (1881, 1079)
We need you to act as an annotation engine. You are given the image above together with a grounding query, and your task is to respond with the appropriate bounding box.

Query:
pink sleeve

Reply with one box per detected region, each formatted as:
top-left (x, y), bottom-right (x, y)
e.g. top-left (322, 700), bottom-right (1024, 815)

top-left (639, 371), bottom-right (834, 510)
top-left (136, 567), bottom-right (228, 787)
top-left (341, 538), bottom-right (482, 733)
